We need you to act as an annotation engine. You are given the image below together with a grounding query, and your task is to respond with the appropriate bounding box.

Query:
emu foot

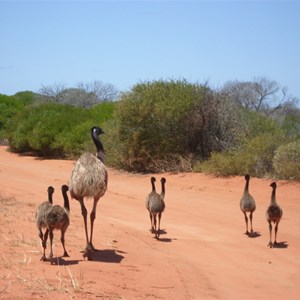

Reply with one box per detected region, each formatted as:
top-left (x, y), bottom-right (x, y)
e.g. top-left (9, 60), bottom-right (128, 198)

top-left (62, 251), bottom-right (70, 257)
top-left (83, 249), bottom-right (93, 261)
top-left (40, 255), bottom-right (47, 261)
top-left (85, 243), bottom-right (96, 252)
top-left (267, 242), bottom-right (273, 248)
top-left (48, 254), bottom-right (54, 264)
top-left (82, 243), bottom-right (95, 260)
top-left (90, 243), bottom-right (96, 251)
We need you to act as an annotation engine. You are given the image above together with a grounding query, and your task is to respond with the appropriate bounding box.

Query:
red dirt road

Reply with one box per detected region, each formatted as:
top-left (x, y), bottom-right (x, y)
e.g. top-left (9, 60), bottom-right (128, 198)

top-left (0, 145), bottom-right (299, 299)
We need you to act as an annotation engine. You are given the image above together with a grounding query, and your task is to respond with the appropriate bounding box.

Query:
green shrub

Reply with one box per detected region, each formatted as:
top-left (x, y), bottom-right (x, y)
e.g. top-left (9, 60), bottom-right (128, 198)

top-left (273, 140), bottom-right (300, 180)
top-left (108, 80), bottom-right (209, 171)
top-left (0, 92), bottom-right (36, 142)
top-left (237, 109), bottom-right (282, 144)
top-left (201, 131), bottom-right (287, 177)
top-left (198, 151), bottom-right (240, 176)
top-left (6, 101), bottom-right (115, 158)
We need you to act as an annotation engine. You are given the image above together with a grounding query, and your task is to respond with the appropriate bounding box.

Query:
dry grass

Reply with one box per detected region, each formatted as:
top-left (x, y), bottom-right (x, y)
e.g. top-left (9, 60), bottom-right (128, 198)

top-left (0, 247), bottom-right (86, 297)
top-left (15, 266), bottom-right (85, 295)
top-left (0, 194), bottom-right (17, 206)
top-left (0, 193), bottom-right (87, 298)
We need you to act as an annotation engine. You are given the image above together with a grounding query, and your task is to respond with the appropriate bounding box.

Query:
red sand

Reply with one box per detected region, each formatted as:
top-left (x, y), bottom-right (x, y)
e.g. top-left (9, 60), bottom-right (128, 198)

top-left (0, 145), bottom-right (299, 299)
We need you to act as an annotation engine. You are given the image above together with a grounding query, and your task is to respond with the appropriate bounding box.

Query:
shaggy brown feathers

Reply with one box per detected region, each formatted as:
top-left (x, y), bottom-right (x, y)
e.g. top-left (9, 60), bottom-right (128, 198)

top-left (35, 186), bottom-right (54, 261)
top-left (147, 177), bottom-right (166, 239)
top-left (69, 126), bottom-right (108, 260)
top-left (266, 182), bottom-right (283, 248)
top-left (46, 184), bottom-right (70, 261)
top-left (240, 174), bottom-right (256, 235)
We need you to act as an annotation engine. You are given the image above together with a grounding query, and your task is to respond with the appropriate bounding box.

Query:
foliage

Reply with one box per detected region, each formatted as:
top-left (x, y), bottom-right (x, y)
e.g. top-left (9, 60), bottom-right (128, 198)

top-left (39, 81), bottom-right (119, 107)
top-left (0, 92), bottom-right (36, 142)
top-left (1, 78), bottom-right (300, 179)
top-left (6, 101), bottom-right (115, 158)
top-left (273, 140), bottom-right (300, 180)
top-left (199, 112), bottom-right (289, 177)
top-left (279, 112), bottom-right (300, 139)
top-left (222, 77), bottom-right (297, 112)
top-left (185, 92), bottom-right (241, 157)
top-left (107, 80), bottom-right (210, 171)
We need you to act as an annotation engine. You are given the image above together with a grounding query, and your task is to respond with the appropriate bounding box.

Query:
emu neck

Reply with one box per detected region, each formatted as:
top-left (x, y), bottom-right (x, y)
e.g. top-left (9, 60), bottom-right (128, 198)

top-left (62, 190), bottom-right (70, 211)
top-left (92, 131), bottom-right (105, 162)
top-left (48, 192), bottom-right (53, 205)
top-left (161, 182), bottom-right (165, 198)
top-left (151, 180), bottom-right (156, 192)
top-left (244, 179), bottom-right (249, 194)
top-left (271, 187), bottom-right (276, 205)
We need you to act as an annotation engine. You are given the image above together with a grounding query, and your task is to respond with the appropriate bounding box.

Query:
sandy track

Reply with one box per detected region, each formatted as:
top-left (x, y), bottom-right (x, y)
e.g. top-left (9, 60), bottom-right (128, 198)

top-left (0, 146), bottom-right (299, 299)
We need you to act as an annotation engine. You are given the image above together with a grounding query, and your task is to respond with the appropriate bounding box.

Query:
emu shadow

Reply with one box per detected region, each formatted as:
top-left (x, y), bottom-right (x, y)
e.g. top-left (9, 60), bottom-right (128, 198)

top-left (50, 257), bottom-right (80, 266)
top-left (158, 229), bottom-right (167, 235)
top-left (246, 231), bottom-right (261, 238)
top-left (82, 249), bottom-right (126, 263)
top-left (156, 237), bottom-right (173, 243)
top-left (272, 241), bottom-right (289, 249)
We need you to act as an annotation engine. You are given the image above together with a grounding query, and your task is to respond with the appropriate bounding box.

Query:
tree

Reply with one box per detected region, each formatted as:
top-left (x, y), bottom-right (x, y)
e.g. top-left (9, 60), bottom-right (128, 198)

top-left (39, 81), bottom-right (119, 108)
top-left (76, 81), bottom-right (119, 101)
top-left (39, 83), bottom-right (66, 103)
top-left (222, 77), bottom-right (298, 112)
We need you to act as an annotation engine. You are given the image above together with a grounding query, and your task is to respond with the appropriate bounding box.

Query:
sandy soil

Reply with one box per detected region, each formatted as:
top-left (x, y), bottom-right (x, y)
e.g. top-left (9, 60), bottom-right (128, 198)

top-left (0, 145), bottom-right (299, 300)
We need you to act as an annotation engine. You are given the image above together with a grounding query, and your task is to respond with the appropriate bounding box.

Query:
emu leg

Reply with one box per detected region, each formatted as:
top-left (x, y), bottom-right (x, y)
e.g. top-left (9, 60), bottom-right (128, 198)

top-left (40, 229), bottom-right (48, 261)
top-left (249, 211), bottom-right (254, 234)
top-left (149, 212), bottom-right (154, 233)
top-left (157, 212), bottom-right (162, 239)
top-left (79, 198), bottom-right (89, 248)
top-left (243, 212), bottom-right (249, 234)
top-left (49, 229), bottom-right (54, 263)
top-left (267, 221), bottom-right (273, 247)
top-left (38, 228), bottom-right (44, 245)
top-left (61, 229), bottom-right (69, 257)
top-left (89, 197), bottom-right (99, 251)
top-left (153, 214), bottom-right (158, 239)
top-left (274, 221), bottom-right (280, 245)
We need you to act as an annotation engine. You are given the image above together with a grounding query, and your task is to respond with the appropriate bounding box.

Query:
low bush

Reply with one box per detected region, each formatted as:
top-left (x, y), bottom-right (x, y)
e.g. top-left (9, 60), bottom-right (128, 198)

top-left (273, 140), bottom-right (300, 180)
top-left (6, 102), bottom-right (115, 158)
top-left (107, 80), bottom-right (243, 172)
top-left (200, 131), bottom-right (287, 178)
top-left (108, 80), bottom-right (206, 171)
top-left (0, 92), bottom-right (35, 142)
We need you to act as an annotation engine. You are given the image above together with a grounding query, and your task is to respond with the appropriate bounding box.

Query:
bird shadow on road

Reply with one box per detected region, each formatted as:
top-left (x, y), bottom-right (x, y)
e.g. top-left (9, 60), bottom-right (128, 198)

top-left (155, 229), bottom-right (177, 243)
top-left (51, 257), bottom-right (80, 266)
top-left (157, 237), bottom-right (174, 243)
top-left (82, 249), bottom-right (126, 263)
top-left (246, 231), bottom-right (262, 238)
top-left (272, 241), bottom-right (289, 249)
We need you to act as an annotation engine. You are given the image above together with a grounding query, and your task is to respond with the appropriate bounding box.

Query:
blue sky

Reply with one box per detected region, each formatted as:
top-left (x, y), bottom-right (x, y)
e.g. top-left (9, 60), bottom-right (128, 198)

top-left (1, 1), bottom-right (300, 99)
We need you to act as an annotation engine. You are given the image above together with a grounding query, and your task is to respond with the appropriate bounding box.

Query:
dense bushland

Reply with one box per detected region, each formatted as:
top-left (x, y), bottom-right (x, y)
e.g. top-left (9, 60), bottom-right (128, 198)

top-left (273, 140), bottom-right (300, 180)
top-left (1, 78), bottom-right (300, 179)
top-left (0, 92), bottom-right (35, 142)
top-left (106, 80), bottom-right (241, 172)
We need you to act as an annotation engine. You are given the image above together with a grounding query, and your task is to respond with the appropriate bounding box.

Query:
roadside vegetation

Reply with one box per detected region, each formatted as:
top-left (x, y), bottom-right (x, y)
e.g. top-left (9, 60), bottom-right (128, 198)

top-left (1, 78), bottom-right (299, 179)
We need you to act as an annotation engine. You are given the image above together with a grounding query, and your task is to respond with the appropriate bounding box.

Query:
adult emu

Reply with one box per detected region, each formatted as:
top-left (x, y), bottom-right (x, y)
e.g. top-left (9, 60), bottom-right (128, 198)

top-left (70, 126), bottom-right (108, 260)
